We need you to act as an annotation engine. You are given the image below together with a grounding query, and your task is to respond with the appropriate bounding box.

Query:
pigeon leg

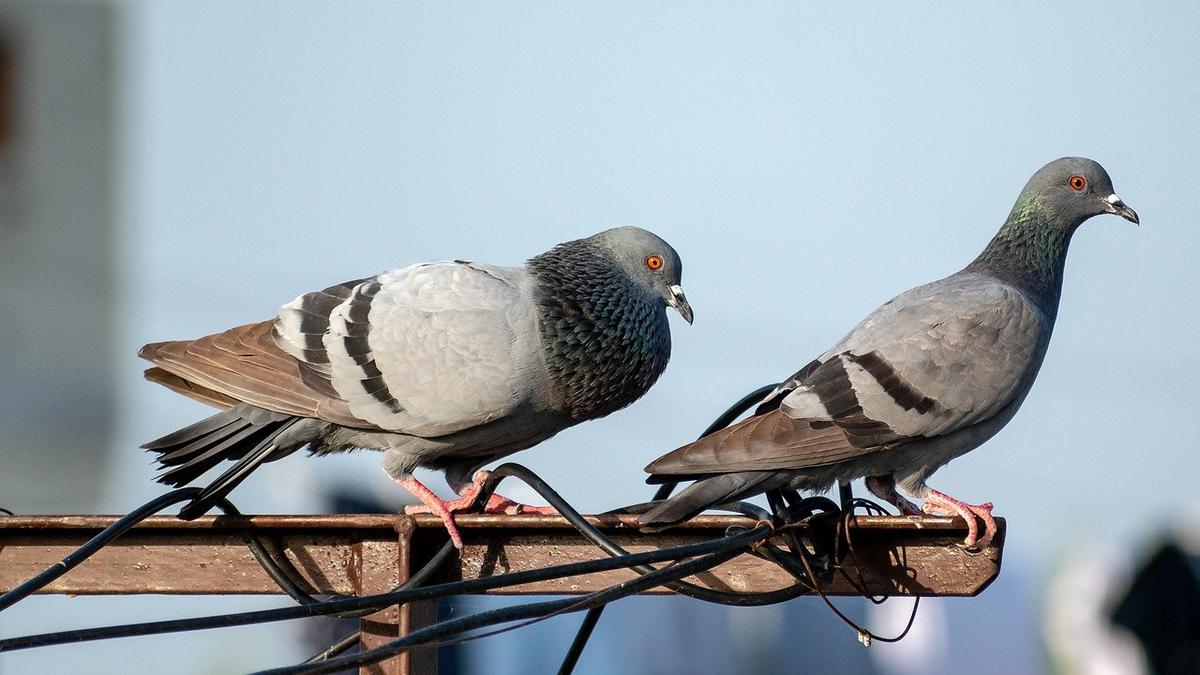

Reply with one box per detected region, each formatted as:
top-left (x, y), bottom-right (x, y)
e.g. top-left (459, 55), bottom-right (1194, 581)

top-left (920, 489), bottom-right (996, 549)
top-left (393, 474), bottom-right (468, 548)
top-left (864, 475), bottom-right (922, 515)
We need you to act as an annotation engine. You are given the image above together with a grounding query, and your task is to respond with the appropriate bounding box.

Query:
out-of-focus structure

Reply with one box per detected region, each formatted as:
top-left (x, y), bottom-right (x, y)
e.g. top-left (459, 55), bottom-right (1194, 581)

top-left (0, 2), bottom-right (116, 512)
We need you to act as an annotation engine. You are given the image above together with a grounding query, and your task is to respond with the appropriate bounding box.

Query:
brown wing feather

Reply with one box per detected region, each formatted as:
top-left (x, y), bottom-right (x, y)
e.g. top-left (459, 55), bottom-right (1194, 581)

top-left (645, 409), bottom-right (877, 475)
top-left (143, 367), bottom-right (241, 409)
top-left (139, 321), bottom-right (374, 429)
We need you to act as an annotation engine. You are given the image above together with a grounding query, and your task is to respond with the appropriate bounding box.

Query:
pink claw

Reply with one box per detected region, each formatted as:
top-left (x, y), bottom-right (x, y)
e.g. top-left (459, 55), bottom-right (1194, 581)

top-left (394, 470), bottom-right (558, 548)
top-left (921, 489), bottom-right (997, 549)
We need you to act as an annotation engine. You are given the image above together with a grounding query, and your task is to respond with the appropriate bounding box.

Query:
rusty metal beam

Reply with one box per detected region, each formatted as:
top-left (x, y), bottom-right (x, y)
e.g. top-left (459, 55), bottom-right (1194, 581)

top-left (0, 513), bottom-right (1003, 597)
top-left (0, 513), bottom-right (1003, 674)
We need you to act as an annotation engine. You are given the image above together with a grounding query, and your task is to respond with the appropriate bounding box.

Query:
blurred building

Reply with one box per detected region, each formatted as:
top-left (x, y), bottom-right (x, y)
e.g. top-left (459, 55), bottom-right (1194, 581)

top-left (0, 2), bottom-right (116, 512)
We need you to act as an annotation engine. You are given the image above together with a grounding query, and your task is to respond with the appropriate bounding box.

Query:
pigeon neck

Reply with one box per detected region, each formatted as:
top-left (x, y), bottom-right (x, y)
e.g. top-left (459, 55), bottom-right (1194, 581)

top-left (527, 241), bottom-right (672, 421)
top-left (965, 191), bottom-right (1078, 318)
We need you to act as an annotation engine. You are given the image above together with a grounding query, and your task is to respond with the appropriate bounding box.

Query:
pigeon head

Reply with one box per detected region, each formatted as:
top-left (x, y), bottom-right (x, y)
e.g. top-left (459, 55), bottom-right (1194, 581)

top-left (588, 226), bottom-right (693, 324)
top-left (968, 157), bottom-right (1138, 317)
top-left (527, 226), bottom-right (690, 420)
top-left (1021, 157), bottom-right (1139, 227)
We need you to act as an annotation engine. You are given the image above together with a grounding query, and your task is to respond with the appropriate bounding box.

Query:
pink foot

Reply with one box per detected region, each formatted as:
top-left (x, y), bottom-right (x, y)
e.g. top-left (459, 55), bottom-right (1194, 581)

top-left (395, 475), bottom-right (469, 548)
top-left (394, 471), bottom-right (558, 548)
top-left (404, 492), bottom-right (557, 516)
top-left (475, 494), bottom-right (558, 516)
top-left (921, 489), bottom-right (996, 549)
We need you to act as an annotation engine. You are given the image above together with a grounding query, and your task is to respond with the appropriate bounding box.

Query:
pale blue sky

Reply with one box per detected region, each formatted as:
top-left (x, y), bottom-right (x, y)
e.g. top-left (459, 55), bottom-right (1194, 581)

top-left (4, 2), bottom-right (1198, 673)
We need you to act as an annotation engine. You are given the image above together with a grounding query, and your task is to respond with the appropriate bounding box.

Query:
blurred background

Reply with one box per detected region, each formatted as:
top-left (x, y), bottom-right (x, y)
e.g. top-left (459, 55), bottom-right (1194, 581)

top-left (1, 2), bottom-right (1197, 673)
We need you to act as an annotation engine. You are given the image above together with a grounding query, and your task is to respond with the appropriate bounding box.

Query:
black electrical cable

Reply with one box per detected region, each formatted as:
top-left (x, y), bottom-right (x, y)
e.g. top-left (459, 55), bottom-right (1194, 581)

top-left (0, 483), bottom-right (358, 622)
top-left (0, 488), bottom-right (207, 612)
top-left (0, 466), bottom-right (923, 668)
top-left (254, 545), bottom-right (752, 675)
top-left (563, 383), bottom-right (786, 674)
top-left (301, 539), bottom-right (459, 663)
top-left (242, 532), bottom-right (323, 608)
top-left (272, 478), bottom-right (916, 668)
top-left (295, 459), bottom-right (779, 675)
top-left (0, 487), bottom-right (312, 615)
top-left (556, 605), bottom-right (603, 675)
top-left (320, 422), bottom-right (774, 674)
top-left (0, 522), bottom-right (769, 652)
top-left (487, 463), bottom-right (807, 607)
top-left (756, 493), bottom-right (922, 645)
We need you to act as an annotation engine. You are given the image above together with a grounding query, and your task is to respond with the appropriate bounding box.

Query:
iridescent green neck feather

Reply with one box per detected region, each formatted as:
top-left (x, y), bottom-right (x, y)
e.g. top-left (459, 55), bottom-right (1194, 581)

top-left (964, 191), bottom-right (1079, 318)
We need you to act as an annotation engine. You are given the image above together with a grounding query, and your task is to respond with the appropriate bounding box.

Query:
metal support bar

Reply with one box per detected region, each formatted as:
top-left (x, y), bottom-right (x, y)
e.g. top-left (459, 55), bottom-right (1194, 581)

top-left (0, 513), bottom-right (1004, 673)
top-left (353, 518), bottom-right (436, 675)
top-left (0, 513), bottom-right (1002, 596)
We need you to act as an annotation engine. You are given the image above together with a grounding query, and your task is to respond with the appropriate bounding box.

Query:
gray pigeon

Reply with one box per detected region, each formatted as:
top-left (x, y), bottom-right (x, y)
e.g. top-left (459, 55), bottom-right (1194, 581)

top-left (141, 226), bottom-right (692, 547)
top-left (640, 157), bottom-right (1137, 548)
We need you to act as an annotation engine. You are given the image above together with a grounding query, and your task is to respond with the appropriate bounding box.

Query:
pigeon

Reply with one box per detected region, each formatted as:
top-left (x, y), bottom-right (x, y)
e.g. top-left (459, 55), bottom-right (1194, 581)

top-left (141, 226), bottom-right (692, 547)
top-left (640, 157), bottom-right (1137, 548)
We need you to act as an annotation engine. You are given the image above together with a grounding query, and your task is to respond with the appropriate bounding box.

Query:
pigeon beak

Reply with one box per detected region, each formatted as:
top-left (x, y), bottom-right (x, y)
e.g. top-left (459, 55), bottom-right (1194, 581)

top-left (1103, 193), bottom-right (1139, 224)
top-left (667, 284), bottom-right (694, 324)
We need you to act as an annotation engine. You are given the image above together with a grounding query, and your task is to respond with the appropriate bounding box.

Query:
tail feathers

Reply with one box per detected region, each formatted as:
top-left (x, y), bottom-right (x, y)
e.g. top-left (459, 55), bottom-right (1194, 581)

top-left (143, 412), bottom-right (244, 453)
top-left (144, 404), bottom-right (316, 520)
top-left (157, 424), bottom-right (262, 482)
top-left (638, 471), bottom-right (783, 531)
top-left (176, 423), bottom-right (296, 520)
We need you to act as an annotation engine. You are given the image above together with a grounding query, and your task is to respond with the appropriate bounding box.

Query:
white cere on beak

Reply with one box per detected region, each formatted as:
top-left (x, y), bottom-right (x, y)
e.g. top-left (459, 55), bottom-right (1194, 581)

top-left (1106, 193), bottom-right (1123, 205)
top-left (669, 284), bottom-right (684, 298)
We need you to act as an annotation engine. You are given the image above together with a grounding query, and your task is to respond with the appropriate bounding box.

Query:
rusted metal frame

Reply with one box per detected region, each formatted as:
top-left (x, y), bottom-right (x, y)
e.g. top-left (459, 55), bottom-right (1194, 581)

top-left (0, 514), bottom-right (1004, 675)
top-left (353, 517), bottom-right (435, 675)
top-left (0, 514), bottom-right (1004, 599)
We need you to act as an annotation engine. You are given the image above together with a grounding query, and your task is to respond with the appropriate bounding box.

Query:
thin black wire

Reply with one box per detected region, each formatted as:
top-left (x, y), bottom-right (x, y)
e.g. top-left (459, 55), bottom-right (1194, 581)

top-left (757, 493), bottom-right (922, 645)
top-left (242, 532), bottom-right (324, 608)
top-left (307, 458), bottom-right (788, 674)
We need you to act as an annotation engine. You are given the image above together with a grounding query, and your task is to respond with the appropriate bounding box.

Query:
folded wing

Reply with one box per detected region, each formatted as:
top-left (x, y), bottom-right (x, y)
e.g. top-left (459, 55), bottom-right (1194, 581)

top-left (648, 273), bottom-right (1048, 475)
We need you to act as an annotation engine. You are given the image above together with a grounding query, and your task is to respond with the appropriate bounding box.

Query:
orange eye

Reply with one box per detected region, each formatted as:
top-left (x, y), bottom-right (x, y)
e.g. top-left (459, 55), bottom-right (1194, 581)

top-left (645, 255), bottom-right (664, 271)
top-left (1069, 175), bottom-right (1087, 191)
